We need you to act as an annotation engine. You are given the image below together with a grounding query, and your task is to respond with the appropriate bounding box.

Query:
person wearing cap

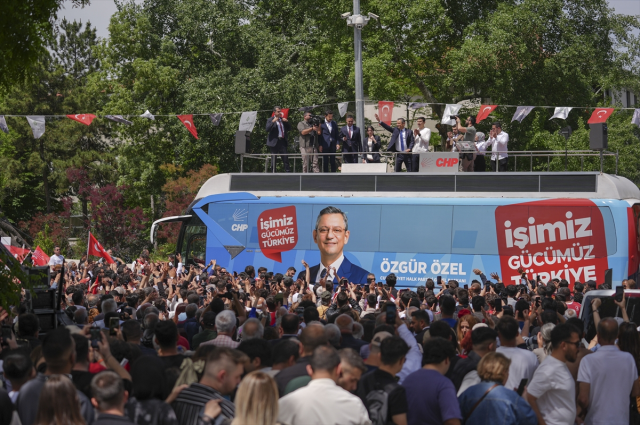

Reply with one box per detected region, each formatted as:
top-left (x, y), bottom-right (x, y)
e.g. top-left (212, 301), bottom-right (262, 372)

top-left (450, 327), bottom-right (498, 395)
top-left (317, 291), bottom-right (332, 321)
top-left (357, 336), bottom-right (410, 425)
top-left (363, 331), bottom-right (393, 373)
top-left (192, 311), bottom-right (217, 350)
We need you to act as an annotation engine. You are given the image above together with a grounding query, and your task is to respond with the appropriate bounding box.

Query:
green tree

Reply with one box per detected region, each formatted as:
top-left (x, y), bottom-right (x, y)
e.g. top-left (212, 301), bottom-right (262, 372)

top-left (0, 0), bottom-right (89, 90)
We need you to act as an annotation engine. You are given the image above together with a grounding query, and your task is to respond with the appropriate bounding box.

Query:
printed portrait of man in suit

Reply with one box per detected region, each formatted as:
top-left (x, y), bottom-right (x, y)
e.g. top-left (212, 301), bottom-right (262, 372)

top-left (309, 206), bottom-right (370, 285)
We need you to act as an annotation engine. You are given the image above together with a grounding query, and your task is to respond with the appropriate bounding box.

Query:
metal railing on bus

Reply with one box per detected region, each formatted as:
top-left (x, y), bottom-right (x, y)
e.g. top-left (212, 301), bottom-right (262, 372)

top-left (239, 150), bottom-right (618, 174)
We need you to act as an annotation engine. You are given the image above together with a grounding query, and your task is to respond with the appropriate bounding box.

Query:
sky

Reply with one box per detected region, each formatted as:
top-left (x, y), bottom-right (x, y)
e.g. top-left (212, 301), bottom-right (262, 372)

top-left (61, 0), bottom-right (639, 40)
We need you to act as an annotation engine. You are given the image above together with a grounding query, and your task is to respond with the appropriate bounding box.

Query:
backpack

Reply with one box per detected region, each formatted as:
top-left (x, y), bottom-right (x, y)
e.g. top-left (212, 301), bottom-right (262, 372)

top-left (365, 382), bottom-right (400, 425)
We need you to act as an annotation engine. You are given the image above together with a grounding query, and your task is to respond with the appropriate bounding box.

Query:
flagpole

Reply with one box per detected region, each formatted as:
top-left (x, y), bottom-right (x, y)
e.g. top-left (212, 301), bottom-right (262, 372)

top-left (87, 229), bottom-right (90, 262)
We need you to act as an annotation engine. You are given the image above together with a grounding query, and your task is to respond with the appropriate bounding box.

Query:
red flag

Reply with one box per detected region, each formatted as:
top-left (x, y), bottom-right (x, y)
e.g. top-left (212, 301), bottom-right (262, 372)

top-left (378, 101), bottom-right (394, 125)
top-left (67, 114), bottom-right (97, 126)
top-left (476, 105), bottom-right (497, 123)
top-left (177, 115), bottom-right (199, 139)
top-left (32, 246), bottom-right (50, 266)
top-left (588, 108), bottom-right (614, 124)
top-left (271, 109), bottom-right (290, 119)
top-left (3, 245), bottom-right (29, 260)
top-left (88, 232), bottom-right (115, 264)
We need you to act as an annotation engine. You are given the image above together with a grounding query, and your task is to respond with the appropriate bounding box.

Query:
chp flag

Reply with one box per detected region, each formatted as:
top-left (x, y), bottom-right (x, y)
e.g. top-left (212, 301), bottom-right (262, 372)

top-left (32, 246), bottom-right (50, 266)
top-left (88, 232), bottom-right (115, 264)
top-left (177, 114), bottom-right (199, 139)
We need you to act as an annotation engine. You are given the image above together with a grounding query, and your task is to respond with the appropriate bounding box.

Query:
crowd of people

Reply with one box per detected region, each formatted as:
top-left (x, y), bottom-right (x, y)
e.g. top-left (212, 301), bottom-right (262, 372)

top-left (1, 248), bottom-right (639, 425)
top-left (268, 106), bottom-right (509, 173)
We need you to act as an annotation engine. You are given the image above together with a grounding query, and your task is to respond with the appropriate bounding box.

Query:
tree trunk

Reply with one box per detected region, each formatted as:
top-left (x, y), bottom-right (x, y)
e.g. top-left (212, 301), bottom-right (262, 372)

top-left (39, 140), bottom-right (51, 213)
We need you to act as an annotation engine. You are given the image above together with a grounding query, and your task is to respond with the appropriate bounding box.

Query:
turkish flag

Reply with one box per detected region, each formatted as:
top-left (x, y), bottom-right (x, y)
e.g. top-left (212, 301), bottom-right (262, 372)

top-left (177, 115), bottom-right (199, 139)
top-left (271, 109), bottom-right (290, 119)
top-left (476, 105), bottom-right (497, 123)
top-left (32, 246), bottom-right (50, 266)
top-left (588, 108), bottom-right (614, 124)
top-left (88, 232), bottom-right (115, 264)
top-left (378, 101), bottom-right (394, 125)
top-left (67, 114), bottom-right (97, 126)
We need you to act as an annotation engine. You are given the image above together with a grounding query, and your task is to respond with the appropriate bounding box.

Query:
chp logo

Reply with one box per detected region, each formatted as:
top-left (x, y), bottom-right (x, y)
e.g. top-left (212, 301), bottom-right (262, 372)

top-left (495, 199), bottom-right (608, 286)
top-left (436, 157), bottom-right (458, 167)
top-left (257, 206), bottom-right (298, 262)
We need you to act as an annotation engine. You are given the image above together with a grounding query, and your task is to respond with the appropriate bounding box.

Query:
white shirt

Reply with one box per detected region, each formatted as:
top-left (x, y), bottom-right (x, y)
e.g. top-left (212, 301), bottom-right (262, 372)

top-left (276, 119), bottom-right (285, 138)
top-left (278, 378), bottom-right (371, 425)
top-left (527, 355), bottom-right (576, 425)
top-left (496, 346), bottom-right (538, 391)
top-left (412, 128), bottom-right (431, 153)
top-left (325, 119), bottom-right (333, 133)
top-left (315, 255), bottom-right (344, 284)
top-left (489, 131), bottom-right (509, 160)
top-left (48, 254), bottom-right (64, 267)
top-left (475, 139), bottom-right (489, 155)
top-left (457, 370), bottom-right (480, 396)
top-left (577, 345), bottom-right (638, 425)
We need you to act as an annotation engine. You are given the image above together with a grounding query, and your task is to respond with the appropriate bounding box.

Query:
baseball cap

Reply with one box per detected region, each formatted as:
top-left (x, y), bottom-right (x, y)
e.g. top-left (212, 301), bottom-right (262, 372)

top-left (321, 291), bottom-right (332, 300)
top-left (370, 331), bottom-right (393, 347)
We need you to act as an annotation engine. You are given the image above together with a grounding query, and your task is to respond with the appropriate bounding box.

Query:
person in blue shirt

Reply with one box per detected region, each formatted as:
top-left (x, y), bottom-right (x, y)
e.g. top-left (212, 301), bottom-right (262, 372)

top-left (458, 352), bottom-right (537, 425)
top-left (403, 337), bottom-right (462, 425)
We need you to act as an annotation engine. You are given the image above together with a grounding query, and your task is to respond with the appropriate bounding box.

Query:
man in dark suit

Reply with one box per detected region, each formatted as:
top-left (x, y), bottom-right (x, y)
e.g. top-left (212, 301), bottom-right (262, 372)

top-left (339, 115), bottom-right (361, 164)
top-left (266, 106), bottom-right (291, 172)
top-left (308, 206), bottom-right (369, 285)
top-left (320, 109), bottom-right (339, 172)
top-left (375, 114), bottom-right (414, 172)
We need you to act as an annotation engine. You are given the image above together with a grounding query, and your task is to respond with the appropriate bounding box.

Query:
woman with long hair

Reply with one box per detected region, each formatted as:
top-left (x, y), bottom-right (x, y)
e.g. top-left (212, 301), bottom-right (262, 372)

top-left (618, 321), bottom-right (640, 424)
top-left (456, 314), bottom-right (479, 353)
top-left (33, 374), bottom-right (85, 425)
top-left (231, 371), bottom-right (279, 425)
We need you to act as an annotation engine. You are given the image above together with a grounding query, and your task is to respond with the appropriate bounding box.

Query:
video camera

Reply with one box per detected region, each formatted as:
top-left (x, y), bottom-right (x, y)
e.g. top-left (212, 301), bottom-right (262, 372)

top-left (308, 114), bottom-right (323, 126)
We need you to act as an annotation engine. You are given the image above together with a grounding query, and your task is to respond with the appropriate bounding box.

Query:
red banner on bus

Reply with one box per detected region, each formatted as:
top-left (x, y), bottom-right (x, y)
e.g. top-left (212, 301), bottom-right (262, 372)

top-left (257, 206), bottom-right (298, 262)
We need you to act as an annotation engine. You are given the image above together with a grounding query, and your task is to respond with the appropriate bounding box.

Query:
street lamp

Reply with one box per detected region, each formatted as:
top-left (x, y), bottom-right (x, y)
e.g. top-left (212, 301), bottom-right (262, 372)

top-left (342, 4), bottom-right (378, 162)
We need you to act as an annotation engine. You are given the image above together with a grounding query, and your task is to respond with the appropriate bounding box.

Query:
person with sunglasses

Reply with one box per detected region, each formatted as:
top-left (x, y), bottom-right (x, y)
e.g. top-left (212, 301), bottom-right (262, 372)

top-left (526, 323), bottom-right (581, 425)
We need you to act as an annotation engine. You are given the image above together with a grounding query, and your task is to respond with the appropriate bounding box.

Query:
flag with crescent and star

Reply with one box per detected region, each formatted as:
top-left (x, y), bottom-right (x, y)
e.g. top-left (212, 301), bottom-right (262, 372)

top-left (378, 101), bottom-right (394, 125)
top-left (26, 116), bottom-right (46, 139)
top-left (476, 105), bottom-right (497, 123)
top-left (511, 106), bottom-right (535, 123)
top-left (0, 116), bottom-right (8, 134)
top-left (67, 114), bottom-right (97, 126)
top-left (271, 108), bottom-right (289, 119)
top-left (177, 114), bottom-right (199, 139)
top-left (587, 108), bottom-right (614, 124)
top-left (550, 107), bottom-right (572, 120)
top-left (633, 109), bottom-right (640, 128)
top-left (88, 232), bottom-right (114, 264)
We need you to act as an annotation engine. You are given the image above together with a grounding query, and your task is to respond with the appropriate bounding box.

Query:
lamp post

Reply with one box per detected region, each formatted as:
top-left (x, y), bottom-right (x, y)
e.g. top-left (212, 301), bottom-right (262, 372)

top-left (342, 4), bottom-right (378, 163)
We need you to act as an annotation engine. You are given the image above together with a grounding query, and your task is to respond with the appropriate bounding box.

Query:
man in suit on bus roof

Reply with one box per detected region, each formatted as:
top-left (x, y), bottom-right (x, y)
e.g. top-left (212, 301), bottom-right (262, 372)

top-left (309, 206), bottom-right (370, 285)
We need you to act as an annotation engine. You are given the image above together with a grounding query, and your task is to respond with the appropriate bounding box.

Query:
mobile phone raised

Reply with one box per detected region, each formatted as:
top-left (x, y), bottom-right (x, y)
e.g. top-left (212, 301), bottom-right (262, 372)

top-left (386, 304), bottom-right (397, 325)
top-left (109, 317), bottom-right (119, 337)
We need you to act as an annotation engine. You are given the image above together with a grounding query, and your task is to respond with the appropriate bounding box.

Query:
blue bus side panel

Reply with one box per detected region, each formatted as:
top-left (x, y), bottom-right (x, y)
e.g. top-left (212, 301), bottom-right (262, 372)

top-left (198, 196), bottom-right (631, 287)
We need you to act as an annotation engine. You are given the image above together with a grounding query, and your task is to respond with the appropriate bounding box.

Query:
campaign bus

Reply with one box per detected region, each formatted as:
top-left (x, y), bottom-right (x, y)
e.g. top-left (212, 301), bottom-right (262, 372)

top-left (151, 172), bottom-right (640, 288)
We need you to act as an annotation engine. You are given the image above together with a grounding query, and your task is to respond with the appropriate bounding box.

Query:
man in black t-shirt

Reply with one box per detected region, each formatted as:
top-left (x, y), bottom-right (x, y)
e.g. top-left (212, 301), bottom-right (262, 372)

top-left (357, 336), bottom-right (409, 425)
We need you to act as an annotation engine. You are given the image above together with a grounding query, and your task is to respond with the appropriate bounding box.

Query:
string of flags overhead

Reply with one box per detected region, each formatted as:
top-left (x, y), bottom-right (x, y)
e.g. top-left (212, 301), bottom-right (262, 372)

top-left (0, 101), bottom-right (638, 139)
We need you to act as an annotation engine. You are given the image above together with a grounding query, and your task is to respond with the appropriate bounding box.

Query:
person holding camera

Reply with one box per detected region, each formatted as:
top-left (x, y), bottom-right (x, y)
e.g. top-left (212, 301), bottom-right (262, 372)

top-left (339, 115), bottom-right (361, 164)
top-left (455, 115), bottom-right (477, 172)
top-left (297, 112), bottom-right (321, 173)
top-left (265, 106), bottom-right (291, 173)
